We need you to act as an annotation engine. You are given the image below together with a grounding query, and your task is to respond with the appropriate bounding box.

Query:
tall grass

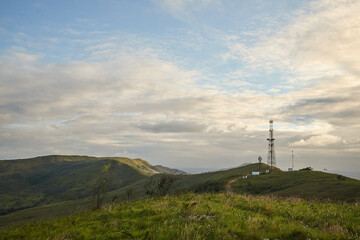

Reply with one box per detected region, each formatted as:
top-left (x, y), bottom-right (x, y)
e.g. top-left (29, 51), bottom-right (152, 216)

top-left (2, 193), bottom-right (359, 239)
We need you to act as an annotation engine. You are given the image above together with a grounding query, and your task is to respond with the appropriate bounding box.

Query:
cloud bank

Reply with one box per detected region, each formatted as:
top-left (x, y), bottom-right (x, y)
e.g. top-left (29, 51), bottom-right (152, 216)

top-left (0, 0), bottom-right (359, 172)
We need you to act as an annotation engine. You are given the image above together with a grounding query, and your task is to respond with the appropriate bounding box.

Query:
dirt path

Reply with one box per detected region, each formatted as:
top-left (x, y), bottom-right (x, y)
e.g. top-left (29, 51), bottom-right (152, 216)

top-left (226, 178), bottom-right (239, 194)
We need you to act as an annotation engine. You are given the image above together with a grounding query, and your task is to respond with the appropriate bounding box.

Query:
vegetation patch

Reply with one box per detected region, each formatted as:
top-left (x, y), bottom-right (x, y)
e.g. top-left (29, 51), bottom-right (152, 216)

top-left (1, 193), bottom-right (359, 239)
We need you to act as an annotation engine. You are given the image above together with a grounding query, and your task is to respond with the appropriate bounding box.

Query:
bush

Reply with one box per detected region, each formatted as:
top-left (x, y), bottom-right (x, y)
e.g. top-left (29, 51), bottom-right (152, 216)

top-left (144, 174), bottom-right (181, 197)
top-left (194, 180), bottom-right (224, 193)
top-left (299, 167), bottom-right (313, 171)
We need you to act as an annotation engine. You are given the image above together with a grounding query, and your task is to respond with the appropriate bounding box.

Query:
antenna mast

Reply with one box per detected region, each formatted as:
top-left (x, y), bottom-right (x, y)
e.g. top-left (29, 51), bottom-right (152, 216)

top-left (292, 150), bottom-right (294, 170)
top-left (258, 156), bottom-right (262, 172)
top-left (267, 120), bottom-right (276, 171)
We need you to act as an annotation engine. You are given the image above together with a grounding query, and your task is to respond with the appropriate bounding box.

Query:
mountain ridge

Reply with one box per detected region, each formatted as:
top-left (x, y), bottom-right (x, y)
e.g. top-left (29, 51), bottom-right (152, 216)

top-left (0, 155), bottom-right (185, 217)
top-left (1, 155), bottom-right (360, 230)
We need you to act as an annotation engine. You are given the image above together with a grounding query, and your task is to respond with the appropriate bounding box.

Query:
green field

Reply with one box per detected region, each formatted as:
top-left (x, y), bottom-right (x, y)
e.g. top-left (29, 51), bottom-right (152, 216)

top-left (1, 193), bottom-right (359, 240)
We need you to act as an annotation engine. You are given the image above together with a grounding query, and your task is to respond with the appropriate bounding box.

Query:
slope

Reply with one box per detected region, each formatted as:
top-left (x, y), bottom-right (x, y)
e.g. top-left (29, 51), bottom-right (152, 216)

top-left (171, 163), bottom-right (360, 202)
top-left (0, 155), bottom-right (161, 215)
top-left (0, 161), bottom-right (269, 230)
top-left (2, 193), bottom-right (359, 239)
top-left (1, 158), bottom-right (360, 231)
top-left (172, 163), bottom-right (278, 193)
top-left (230, 168), bottom-right (360, 202)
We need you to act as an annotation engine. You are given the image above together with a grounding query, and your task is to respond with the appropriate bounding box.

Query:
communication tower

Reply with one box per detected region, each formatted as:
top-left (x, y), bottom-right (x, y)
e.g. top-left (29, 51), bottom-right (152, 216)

top-left (258, 156), bottom-right (262, 172)
top-left (292, 150), bottom-right (294, 170)
top-left (267, 120), bottom-right (276, 171)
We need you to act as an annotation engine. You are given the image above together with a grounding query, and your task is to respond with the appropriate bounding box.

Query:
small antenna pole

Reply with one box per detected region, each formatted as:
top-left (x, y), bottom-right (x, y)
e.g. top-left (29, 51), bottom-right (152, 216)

top-left (292, 150), bottom-right (294, 170)
top-left (258, 156), bottom-right (262, 172)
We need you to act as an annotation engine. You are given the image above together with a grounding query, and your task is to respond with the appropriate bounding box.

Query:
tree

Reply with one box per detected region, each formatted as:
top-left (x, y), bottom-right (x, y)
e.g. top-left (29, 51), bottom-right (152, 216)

top-left (126, 187), bottom-right (134, 200)
top-left (144, 174), bottom-right (180, 197)
top-left (92, 177), bottom-right (108, 210)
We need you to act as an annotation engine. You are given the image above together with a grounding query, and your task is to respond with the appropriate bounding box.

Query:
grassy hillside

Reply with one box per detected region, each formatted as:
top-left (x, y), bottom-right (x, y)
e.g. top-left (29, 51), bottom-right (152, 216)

top-left (1, 156), bottom-right (360, 232)
top-left (172, 163), bottom-right (278, 193)
top-left (0, 155), bottom-right (162, 215)
top-left (173, 163), bottom-right (360, 202)
top-left (0, 163), bottom-right (272, 230)
top-left (0, 161), bottom-right (269, 230)
top-left (1, 193), bottom-right (359, 240)
top-left (230, 169), bottom-right (360, 202)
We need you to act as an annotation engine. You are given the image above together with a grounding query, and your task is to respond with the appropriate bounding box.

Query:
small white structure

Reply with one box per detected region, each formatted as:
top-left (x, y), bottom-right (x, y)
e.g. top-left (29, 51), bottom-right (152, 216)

top-left (252, 171), bottom-right (259, 176)
top-left (265, 169), bottom-right (270, 173)
top-left (242, 175), bottom-right (248, 179)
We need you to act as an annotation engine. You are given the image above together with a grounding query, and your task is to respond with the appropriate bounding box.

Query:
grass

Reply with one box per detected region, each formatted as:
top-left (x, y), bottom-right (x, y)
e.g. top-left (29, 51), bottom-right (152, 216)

top-left (172, 163), bottom-right (275, 193)
top-left (1, 159), bottom-right (360, 231)
top-left (1, 193), bottom-right (359, 240)
top-left (0, 199), bottom-right (90, 230)
top-left (2, 155), bottom-right (360, 236)
top-left (0, 158), bottom-right (266, 223)
top-left (231, 169), bottom-right (360, 202)
top-left (0, 175), bottom-right (150, 230)
top-left (0, 155), bottom-right (154, 215)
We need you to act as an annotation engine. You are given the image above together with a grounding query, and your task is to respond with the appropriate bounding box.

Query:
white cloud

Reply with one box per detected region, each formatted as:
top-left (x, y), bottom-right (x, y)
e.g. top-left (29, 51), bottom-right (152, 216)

top-left (0, 47), bottom-right (279, 166)
top-left (221, 0), bottom-right (360, 154)
top-left (290, 134), bottom-right (342, 147)
top-left (226, 0), bottom-right (360, 84)
top-left (343, 138), bottom-right (360, 145)
top-left (1, 0), bottom-right (360, 171)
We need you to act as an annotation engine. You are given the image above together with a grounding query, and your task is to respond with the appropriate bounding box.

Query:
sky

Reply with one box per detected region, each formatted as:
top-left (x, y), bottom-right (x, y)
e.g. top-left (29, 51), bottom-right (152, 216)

top-left (0, 0), bottom-right (359, 173)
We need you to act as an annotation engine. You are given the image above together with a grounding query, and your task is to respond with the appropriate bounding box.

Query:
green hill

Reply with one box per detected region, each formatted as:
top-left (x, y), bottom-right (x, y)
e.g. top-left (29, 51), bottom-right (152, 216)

top-left (0, 155), bottom-right (171, 216)
top-left (173, 163), bottom-right (360, 202)
top-left (1, 156), bottom-right (360, 232)
top-left (230, 167), bottom-right (360, 202)
top-left (1, 193), bottom-right (359, 240)
top-left (172, 163), bottom-right (279, 193)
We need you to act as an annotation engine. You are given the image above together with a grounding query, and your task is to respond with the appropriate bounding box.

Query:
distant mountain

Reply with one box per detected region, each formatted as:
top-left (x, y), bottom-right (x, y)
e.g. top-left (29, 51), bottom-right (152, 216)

top-left (327, 170), bottom-right (360, 181)
top-left (181, 163), bottom-right (252, 174)
top-left (150, 165), bottom-right (186, 175)
top-left (178, 168), bottom-right (218, 174)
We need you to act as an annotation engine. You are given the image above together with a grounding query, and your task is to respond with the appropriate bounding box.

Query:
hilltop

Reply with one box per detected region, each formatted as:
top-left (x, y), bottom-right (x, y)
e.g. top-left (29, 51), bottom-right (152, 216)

top-left (231, 168), bottom-right (360, 202)
top-left (173, 163), bottom-right (360, 202)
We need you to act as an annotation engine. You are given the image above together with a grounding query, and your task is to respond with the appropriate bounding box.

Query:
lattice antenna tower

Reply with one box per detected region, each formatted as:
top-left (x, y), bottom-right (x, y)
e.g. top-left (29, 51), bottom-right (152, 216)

top-left (292, 150), bottom-right (294, 170)
top-left (267, 120), bottom-right (276, 170)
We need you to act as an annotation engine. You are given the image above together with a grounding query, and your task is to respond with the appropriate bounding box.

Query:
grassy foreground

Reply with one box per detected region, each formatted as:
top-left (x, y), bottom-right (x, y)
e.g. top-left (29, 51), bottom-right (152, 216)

top-left (1, 193), bottom-right (359, 240)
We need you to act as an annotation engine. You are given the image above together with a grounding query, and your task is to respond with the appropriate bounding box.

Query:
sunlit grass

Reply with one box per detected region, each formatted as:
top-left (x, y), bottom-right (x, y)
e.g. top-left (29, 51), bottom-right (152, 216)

top-left (2, 193), bottom-right (359, 239)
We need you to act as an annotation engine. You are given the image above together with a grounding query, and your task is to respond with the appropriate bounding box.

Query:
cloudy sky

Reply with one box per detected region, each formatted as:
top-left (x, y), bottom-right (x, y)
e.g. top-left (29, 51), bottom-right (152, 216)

top-left (1, 0), bottom-right (359, 172)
